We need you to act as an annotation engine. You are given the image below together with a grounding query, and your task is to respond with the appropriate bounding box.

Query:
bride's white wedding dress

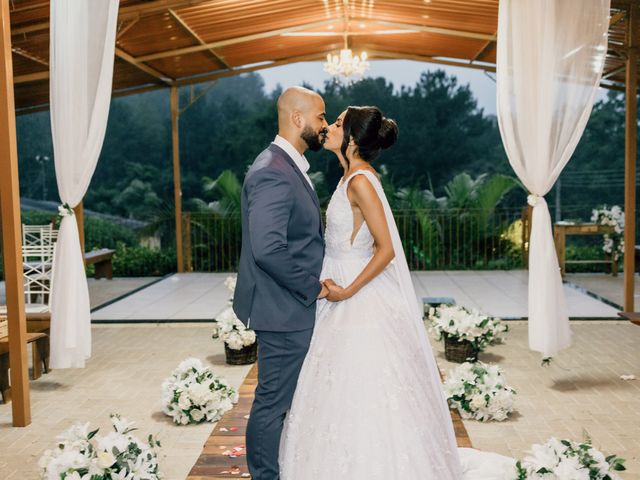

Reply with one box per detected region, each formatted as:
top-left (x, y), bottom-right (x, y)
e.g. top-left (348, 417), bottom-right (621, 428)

top-left (279, 170), bottom-right (515, 479)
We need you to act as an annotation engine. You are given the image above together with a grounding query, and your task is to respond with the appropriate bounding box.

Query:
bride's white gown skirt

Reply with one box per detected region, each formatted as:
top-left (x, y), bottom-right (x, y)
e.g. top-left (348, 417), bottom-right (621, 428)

top-left (279, 171), bottom-right (515, 479)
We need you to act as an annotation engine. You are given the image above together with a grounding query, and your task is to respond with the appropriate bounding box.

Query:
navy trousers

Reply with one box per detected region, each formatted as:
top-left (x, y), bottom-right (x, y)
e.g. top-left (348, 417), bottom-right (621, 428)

top-left (246, 328), bottom-right (314, 480)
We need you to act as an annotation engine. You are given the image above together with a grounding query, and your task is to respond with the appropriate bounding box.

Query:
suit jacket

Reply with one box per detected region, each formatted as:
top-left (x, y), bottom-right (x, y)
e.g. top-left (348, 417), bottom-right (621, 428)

top-left (233, 143), bottom-right (324, 331)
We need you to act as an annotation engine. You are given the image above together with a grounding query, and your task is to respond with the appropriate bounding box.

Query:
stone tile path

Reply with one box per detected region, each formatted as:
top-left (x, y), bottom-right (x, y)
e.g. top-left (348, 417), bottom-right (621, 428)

top-left (430, 320), bottom-right (640, 478)
top-left (412, 270), bottom-right (619, 318)
top-left (0, 324), bottom-right (251, 480)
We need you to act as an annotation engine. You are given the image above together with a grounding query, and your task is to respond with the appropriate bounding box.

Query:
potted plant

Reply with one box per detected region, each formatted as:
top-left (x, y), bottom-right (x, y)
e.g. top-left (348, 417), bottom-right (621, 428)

top-left (427, 304), bottom-right (507, 362)
top-left (216, 307), bottom-right (257, 365)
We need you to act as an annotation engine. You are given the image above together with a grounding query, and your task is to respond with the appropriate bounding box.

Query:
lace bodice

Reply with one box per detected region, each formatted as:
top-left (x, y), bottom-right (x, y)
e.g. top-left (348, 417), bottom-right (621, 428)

top-left (324, 171), bottom-right (375, 259)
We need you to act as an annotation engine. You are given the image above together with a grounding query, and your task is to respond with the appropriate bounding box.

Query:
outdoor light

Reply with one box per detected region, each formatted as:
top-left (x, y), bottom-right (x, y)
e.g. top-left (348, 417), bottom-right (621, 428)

top-left (323, 34), bottom-right (370, 82)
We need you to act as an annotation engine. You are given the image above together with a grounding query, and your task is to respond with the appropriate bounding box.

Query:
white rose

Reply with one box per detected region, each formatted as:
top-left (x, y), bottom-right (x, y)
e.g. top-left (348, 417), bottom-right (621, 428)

top-left (96, 450), bottom-right (116, 469)
top-left (188, 383), bottom-right (213, 405)
top-left (177, 393), bottom-right (191, 410)
top-left (191, 408), bottom-right (205, 422)
top-left (177, 357), bottom-right (203, 373)
top-left (554, 456), bottom-right (590, 480)
top-left (470, 395), bottom-right (486, 410)
top-left (96, 432), bottom-right (129, 455)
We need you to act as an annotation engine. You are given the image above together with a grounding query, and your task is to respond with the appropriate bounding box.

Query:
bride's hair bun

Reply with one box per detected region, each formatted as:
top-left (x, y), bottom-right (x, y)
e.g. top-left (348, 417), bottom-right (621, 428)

top-left (341, 106), bottom-right (399, 163)
top-left (378, 117), bottom-right (398, 150)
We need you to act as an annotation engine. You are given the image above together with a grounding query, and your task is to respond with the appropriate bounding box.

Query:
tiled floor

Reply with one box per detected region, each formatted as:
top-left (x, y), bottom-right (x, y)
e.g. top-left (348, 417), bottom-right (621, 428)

top-left (1, 321), bottom-right (636, 479)
top-left (430, 321), bottom-right (640, 478)
top-left (412, 270), bottom-right (619, 318)
top-left (0, 324), bottom-right (252, 480)
top-left (89, 271), bottom-right (620, 323)
top-left (0, 272), bottom-right (638, 479)
top-left (565, 272), bottom-right (640, 309)
top-left (91, 274), bottom-right (231, 322)
top-left (0, 277), bottom-right (160, 311)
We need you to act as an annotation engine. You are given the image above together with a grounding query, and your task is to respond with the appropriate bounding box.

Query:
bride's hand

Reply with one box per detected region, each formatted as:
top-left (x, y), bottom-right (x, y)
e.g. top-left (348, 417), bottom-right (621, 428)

top-left (323, 280), bottom-right (351, 302)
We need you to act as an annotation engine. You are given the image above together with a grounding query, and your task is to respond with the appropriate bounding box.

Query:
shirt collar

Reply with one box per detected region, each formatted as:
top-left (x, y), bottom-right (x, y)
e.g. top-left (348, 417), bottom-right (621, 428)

top-left (273, 135), bottom-right (310, 174)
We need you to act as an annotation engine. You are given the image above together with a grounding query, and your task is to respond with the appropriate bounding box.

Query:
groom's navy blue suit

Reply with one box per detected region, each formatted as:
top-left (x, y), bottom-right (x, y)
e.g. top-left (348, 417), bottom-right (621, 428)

top-left (233, 142), bottom-right (324, 480)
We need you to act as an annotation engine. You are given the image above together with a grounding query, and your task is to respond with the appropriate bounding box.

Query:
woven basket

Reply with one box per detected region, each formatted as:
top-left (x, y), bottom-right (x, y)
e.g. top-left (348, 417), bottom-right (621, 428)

top-left (225, 342), bottom-right (257, 365)
top-left (444, 336), bottom-right (478, 363)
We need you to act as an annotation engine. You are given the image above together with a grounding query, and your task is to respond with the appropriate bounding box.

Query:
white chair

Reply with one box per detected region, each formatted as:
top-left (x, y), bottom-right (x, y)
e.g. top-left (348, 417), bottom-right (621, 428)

top-left (22, 224), bottom-right (54, 247)
top-left (22, 244), bottom-right (55, 306)
top-left (40, 228), bottom-right (58, 246)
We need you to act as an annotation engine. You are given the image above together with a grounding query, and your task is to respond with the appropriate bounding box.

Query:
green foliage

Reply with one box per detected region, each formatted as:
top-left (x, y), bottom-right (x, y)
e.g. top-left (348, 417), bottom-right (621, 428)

top-left (84, 217), bottom-right (138, 251)
top-left (202, 170), bottom-right (242, 216)
top-left (394, 172), bottom-right (522, 269)
top-left (112, 243), bottom-right (176, 277)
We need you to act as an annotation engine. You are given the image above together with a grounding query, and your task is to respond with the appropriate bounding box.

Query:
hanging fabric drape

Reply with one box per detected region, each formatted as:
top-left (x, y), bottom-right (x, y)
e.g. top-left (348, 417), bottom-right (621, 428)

top-left (49, 0), bottom-right (119, 368)
top-left (496, 0), bottom-right (610, 358)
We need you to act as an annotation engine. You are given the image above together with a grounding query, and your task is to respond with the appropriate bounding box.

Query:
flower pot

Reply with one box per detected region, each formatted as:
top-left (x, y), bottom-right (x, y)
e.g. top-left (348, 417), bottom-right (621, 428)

top-left (225, 342), bottom-right (257, 365)
top-left (444, 336), bottom-right (478, 363)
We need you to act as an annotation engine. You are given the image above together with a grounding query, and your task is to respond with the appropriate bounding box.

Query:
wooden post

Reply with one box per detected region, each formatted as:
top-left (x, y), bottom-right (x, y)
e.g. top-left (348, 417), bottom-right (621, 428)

top-left (624, 1), bottom-right (638, 312)
top-left (0, 0), bottom-right (31, 426)
top-left (170, 86), bottom-right (184, 273)
top-left (74, 201), bottom-right (85, 254)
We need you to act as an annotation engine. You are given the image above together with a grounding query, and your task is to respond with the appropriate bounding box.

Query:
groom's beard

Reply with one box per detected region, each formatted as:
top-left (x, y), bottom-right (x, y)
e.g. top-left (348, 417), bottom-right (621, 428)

top-left (301, 126), bottom-right (326, 152)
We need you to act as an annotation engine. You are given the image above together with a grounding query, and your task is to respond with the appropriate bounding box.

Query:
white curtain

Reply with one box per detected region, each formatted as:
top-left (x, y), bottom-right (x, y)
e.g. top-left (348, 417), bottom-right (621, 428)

top-left (49, 0), bottom-right (119, 368)
top-left (496, 0), bottom-right (610, 358)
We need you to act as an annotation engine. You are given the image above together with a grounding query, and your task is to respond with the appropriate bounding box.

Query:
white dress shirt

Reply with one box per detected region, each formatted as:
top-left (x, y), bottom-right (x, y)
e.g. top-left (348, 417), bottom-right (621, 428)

top-left (272, 135), bottom-right (314, 189)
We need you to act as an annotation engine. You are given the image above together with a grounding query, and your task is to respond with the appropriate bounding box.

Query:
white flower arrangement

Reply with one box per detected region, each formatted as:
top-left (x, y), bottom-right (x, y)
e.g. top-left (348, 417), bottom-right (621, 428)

top-left (223, 275), bottom-right (237, 295)
top-left (213, 276), bottom-right (238, 339)
top-left (591, 205), bottom-right (624, 260)
top-left (444, 361), bottom-right (516, 422)
top-left (427, 304), bottom-right (508, 352)
top-left (38, 414), bottom-right (161, 480)
top-left (515, 437), bottom-right (626, 479)
top-left (217, 307), bottom-right (256, 350)
top-left (213, 275), bottom-right (256, 350)
top-left (161, 358), bottom-right (238, 425)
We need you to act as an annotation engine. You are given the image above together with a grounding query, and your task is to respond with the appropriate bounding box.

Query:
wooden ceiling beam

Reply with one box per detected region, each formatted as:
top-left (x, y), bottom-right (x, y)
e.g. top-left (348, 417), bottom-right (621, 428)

top-left (471, 31), bottom-right (496, 63)
top-left (610, 11), bottom-right (626, 27)
top-left (12, 46), bottom-right (48, 67)
top-left (14, 70), bottom-right (48, 84)
top-left (117, 17), bottom-right (141, 40)
top-left (168, 8), bottom-right (231, 69)
top-left (11, 0), bottom-right (214, 36)
top-left (603, 64), bottom-right (627, 79)
top-left (368, 19), bottom-right (495, 41)
top-left (136, 18), bottom-right (336, 63)
top-left (364, 48), bottom-right (497, 73)
top-left (115, 47), bottom-right (174, 85)
top-left (175, 51), bottom-right (328, 86)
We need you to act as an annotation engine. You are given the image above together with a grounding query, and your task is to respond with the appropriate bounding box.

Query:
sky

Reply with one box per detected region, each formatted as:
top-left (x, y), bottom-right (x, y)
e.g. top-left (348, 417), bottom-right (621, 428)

top-left (258, 59), bottom-right (610, 117)
top-left (259, 59), bottom-right (498, 115)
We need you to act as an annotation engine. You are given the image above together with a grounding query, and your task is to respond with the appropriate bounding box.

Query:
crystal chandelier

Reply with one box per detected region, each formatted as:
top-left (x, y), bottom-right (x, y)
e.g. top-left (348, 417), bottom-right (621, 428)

top-left (323, 34), bottom-right (370, 82)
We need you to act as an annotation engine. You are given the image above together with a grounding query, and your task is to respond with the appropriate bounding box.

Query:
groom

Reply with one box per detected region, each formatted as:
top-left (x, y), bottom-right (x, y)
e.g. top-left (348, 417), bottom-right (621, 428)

top-left (233, 86), bottom-right (329, 479)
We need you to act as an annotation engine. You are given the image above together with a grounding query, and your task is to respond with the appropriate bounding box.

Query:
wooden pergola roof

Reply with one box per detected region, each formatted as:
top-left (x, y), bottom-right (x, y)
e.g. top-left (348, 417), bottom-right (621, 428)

top-left (9, 0), bottom-right (636, 113)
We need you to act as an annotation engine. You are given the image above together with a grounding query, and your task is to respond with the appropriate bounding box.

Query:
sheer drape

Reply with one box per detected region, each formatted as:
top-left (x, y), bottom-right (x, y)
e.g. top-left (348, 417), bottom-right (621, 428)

top-left (49, 0), bottom-right (119, 368)
top-left (496, 0), bottom-right (610, 357)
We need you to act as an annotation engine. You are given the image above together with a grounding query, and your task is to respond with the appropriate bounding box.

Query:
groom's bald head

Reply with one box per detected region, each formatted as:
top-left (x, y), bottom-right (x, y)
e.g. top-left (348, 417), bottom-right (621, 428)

top-left (277, 86), bottom-right (328, 153)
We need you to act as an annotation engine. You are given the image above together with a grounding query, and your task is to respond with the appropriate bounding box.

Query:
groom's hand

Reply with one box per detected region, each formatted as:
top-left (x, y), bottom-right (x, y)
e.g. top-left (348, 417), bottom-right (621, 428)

top-left (317, 282), bottom-right (329, 299)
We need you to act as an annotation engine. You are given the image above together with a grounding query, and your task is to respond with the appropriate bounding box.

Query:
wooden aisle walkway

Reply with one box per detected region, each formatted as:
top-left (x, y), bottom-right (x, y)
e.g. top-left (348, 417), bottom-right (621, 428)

top-left (187, 365), bottom-right (472, 479)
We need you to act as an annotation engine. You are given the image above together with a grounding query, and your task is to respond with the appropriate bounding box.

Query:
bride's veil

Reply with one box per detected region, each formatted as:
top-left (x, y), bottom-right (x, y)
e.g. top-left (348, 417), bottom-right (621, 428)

top-left (359, 170), bottom-right (463, 464)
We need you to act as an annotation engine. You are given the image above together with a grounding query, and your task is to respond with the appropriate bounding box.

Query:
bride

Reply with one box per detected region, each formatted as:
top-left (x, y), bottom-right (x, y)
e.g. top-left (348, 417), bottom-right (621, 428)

top-left (279, 106), bottom-right (513, 479)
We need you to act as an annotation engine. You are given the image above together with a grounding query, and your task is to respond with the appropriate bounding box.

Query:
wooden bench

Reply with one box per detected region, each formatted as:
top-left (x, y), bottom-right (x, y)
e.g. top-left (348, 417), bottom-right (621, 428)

top-left (0, 332), bottom-right (49, 403)
top-left (554, 223), bottom-right (617, 276)
top-left (84, 248), bottom-right (115, 279)
top-left (618, 311), bottom-right (640, 326)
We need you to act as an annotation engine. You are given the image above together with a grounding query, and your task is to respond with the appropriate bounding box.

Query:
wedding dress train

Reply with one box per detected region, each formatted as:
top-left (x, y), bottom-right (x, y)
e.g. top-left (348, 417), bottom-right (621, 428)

top-left (279, 170), bottom-right (515, 479)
